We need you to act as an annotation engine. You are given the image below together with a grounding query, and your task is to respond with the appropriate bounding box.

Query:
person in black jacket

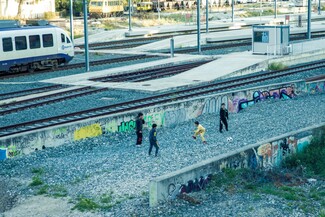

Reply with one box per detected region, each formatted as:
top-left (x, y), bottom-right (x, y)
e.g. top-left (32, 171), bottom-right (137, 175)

top-left (135, 113), bottom-right (145, 146)
top-left (219, 103), bottom-right (228, 133)
top-left (149, 124), bottom-right (159, 156)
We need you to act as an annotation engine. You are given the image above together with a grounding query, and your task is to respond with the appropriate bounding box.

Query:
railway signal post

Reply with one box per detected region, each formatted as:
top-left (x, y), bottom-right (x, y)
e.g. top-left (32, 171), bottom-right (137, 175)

top-left (307, 0), bottom-right (311, 39)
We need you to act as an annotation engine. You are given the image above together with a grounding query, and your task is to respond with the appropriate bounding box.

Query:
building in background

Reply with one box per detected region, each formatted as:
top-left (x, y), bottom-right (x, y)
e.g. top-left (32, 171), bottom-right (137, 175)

top-left (0, 0), bottom-right (55, 19)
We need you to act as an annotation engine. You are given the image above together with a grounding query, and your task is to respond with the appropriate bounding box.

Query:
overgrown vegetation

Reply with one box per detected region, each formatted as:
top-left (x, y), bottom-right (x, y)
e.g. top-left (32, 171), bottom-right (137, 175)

top-left (206, 132), bottom-right (325, 215)
top-left (29, 176), bottom-right (43, 186)
top-left (283, 129), bottom-right (325, 178)
top-left (207, 167), bottom-right (324, 214)
top-left (268, 62), bottom-right (288, 71)
top-left (72, 191), bottom-right (122, 212)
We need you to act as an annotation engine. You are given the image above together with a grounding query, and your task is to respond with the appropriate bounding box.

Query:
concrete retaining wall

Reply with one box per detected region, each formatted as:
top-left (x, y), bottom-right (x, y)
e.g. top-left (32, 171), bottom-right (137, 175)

top-left (0, 79), bottom-right (324, 159)
top-left (149, 123), bottom-right (325, 207)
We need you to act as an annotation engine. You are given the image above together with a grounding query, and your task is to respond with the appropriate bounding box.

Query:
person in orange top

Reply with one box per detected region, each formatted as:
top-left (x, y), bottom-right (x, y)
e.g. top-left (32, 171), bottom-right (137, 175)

top-left (192, 121), bottom-right (207, 144)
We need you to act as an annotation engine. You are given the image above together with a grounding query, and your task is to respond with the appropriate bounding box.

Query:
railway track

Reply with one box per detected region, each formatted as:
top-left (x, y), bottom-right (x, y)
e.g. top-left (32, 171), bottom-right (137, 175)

top-left (0, 61), bottom-right (210, 115)
top-left (0, 54), bottom-right (161, 80)
top-left (1, 60), bottom-right (325, 138)
top-left (90, 60), bottom-right (212, 82)
top-left (0, 86), bottom-right (108, 116)
top-left (0, 85), bottom-right (64, 101)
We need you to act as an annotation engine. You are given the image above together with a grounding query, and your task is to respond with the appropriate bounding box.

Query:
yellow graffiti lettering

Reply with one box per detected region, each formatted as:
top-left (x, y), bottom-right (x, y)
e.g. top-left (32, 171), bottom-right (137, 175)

top-left (74, 123), bottom-right (102, 141)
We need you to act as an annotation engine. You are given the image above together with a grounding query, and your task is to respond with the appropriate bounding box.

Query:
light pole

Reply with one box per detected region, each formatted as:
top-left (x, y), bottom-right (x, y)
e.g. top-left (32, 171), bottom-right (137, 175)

top-left (128, 0), bottom-right (132, 31)
top-left (206, 0), bottom-right (208, 33)
top-left (197, 0), bottom-right (201, 53)
top-left (231, 0), bottom-right (234, 22)
top-left (318, 0), bottom-right (321, 15)
top-left (274, 0), bottom-right (277, 18)
top-left (69, 0), bottom-right (74, 44)
top-left (83, 0), bottom-right (89, 72)
top-left (307, 0), bottom-right (311, 39)
top-left (158, 0), bottom-right (161, 20)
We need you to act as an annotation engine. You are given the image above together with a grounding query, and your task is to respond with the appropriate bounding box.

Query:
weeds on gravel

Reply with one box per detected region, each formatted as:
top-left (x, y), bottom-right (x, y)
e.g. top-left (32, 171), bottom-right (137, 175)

top-left (31, 167), bottom-right (44, 175)
top-left (29, 176), bottom-right (43, 186)
top-left (37, 185), bottom-right (49, 195)
top-left (72, 197), bottom-right (100, 212)
top-left (73, 191), bottom-right (120, 212)
top-left (207, 167), bottom-right (324, 215)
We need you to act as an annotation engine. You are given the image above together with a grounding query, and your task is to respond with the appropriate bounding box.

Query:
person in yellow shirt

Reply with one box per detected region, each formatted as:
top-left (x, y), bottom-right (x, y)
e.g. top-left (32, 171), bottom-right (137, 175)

top-left (192, 121), bottom-right (207, 144)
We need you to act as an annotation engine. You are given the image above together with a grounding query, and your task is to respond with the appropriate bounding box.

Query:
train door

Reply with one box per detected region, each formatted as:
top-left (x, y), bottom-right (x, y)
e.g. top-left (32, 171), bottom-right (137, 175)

top-left (58, 32), bottom-right (74, 62)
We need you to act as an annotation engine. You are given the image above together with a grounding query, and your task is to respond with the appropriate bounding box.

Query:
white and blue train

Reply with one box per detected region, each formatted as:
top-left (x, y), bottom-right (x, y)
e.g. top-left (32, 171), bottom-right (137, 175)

top-left (0, 21), bottom-right (74, 73)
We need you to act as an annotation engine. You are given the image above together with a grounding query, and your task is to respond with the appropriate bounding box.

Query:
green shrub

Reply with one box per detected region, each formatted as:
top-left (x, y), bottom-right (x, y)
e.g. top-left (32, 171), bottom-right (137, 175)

top-left (72, 197), bottom-right (100, 212)
top-left (31, 167), bottom-right (44, 175)
top-left (29, 176), bottom-right (43, 186)
top-left (283, 129), bottom-right (325, 178)
top-left (268, 62), bottom-right (288, 71)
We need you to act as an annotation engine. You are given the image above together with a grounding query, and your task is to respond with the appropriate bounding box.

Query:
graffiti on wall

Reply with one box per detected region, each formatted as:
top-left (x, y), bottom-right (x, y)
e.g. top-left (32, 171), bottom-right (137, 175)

top-left (167, 174), bottom-right (212, 199)
top-left (202, 96), bottom-right (228, 114)
top-left (74, 123), bottom-right (103, 141)
top-left (307, 81), bottom-right (325, 94)
top-left (256, 136), bottom-right (308, 168)
top-left (229, 85), bottom-right (296, 112)
top-left (0, 145), bottom-right (20, 160)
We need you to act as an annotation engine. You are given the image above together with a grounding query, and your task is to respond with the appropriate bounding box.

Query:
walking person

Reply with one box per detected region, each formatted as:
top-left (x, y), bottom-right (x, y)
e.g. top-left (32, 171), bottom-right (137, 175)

top-left (149, 124), bottom-right (159, 157)
top-left (135, 113), bottom-right (145, 146)
top-left (192, 121), bottom-right (207, 144)
top-left (219, 103), bottom-right (228, 133)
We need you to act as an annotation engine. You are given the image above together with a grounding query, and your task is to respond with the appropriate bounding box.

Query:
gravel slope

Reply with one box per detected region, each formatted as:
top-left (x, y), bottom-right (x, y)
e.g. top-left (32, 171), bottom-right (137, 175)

top-left (0, 92), bottom-right (325, 216)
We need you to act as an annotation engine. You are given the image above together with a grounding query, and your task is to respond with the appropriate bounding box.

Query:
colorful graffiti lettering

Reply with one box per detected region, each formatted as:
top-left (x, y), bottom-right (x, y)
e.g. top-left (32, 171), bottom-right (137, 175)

top-left (118, 120), bottom-right (136, 132)
top-left (237, 86), bottom-right (296, 111)
top-left (144, 112), bottom-right (165, 128)
top-left (74, 123), bottom-right (102, 141)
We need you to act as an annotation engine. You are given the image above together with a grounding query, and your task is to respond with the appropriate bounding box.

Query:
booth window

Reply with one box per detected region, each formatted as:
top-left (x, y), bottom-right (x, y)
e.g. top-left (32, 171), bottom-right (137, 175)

top-left (254, 31), bottom-right (269, 43)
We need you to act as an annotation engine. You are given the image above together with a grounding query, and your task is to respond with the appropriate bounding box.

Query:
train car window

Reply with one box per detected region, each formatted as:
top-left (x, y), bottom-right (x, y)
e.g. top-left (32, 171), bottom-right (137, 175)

top-left (15, 36), bottom-right (27, 50)
top-left (42, 34), bottom-right (54, 47)
top-left (66, 37), bottom-right (71, 43)
top-left (2, 37), bottom-right (13, 52)
top-left (61, 34), bottom-right (65, 43)
top-left (29, 35), bottom-right (41, 49)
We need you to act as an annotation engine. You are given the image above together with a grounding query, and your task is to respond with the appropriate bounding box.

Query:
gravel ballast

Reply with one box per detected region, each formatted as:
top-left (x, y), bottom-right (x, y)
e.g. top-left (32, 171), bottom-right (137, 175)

top-left (0, 92), bottom-right (325, 216)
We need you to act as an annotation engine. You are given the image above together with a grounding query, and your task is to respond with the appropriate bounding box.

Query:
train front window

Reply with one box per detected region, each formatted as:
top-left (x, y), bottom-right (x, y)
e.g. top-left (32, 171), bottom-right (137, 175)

top-left (61, 34), bottom-right (65, 43)
top-left (2, 37), bottom-right (13, 52)
top-left (29, 35), bottom-right (40, 49)
top-left (42, 34), bottom-right (53, 47)
top-left (66, 37), bottom-right (71, 44)
top-left (15, 36), bottom-right (27, 50)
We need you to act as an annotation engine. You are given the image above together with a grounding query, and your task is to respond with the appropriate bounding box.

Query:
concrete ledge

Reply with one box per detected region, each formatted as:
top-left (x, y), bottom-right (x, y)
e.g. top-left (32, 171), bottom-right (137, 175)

top-left (149, 123), bottom-right (325, 207)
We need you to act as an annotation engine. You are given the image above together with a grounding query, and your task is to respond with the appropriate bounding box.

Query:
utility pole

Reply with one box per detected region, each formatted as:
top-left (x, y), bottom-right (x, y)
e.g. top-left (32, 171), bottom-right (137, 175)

top-left (197, 0), bottom-right (201, 53)
top-left (307, 0), bottom-right (311, 39)
top-left (83, 0), bottom-right (89, 71)
top-left (206, 0), bottom-right (208, 33)
top-left (128, 0), bottom-right (132, 31)
top-left (69, 0), bottom-right (74, 44)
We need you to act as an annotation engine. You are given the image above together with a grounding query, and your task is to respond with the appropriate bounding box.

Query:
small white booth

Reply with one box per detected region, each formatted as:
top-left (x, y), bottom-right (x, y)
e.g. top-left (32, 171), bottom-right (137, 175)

top-left (252, 25), bottom-right (291, 55)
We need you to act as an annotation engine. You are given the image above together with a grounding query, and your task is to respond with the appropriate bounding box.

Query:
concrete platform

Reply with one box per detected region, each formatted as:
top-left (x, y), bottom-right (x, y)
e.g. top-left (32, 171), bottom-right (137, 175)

top-left (43, 37), bottom-right (325, 93)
